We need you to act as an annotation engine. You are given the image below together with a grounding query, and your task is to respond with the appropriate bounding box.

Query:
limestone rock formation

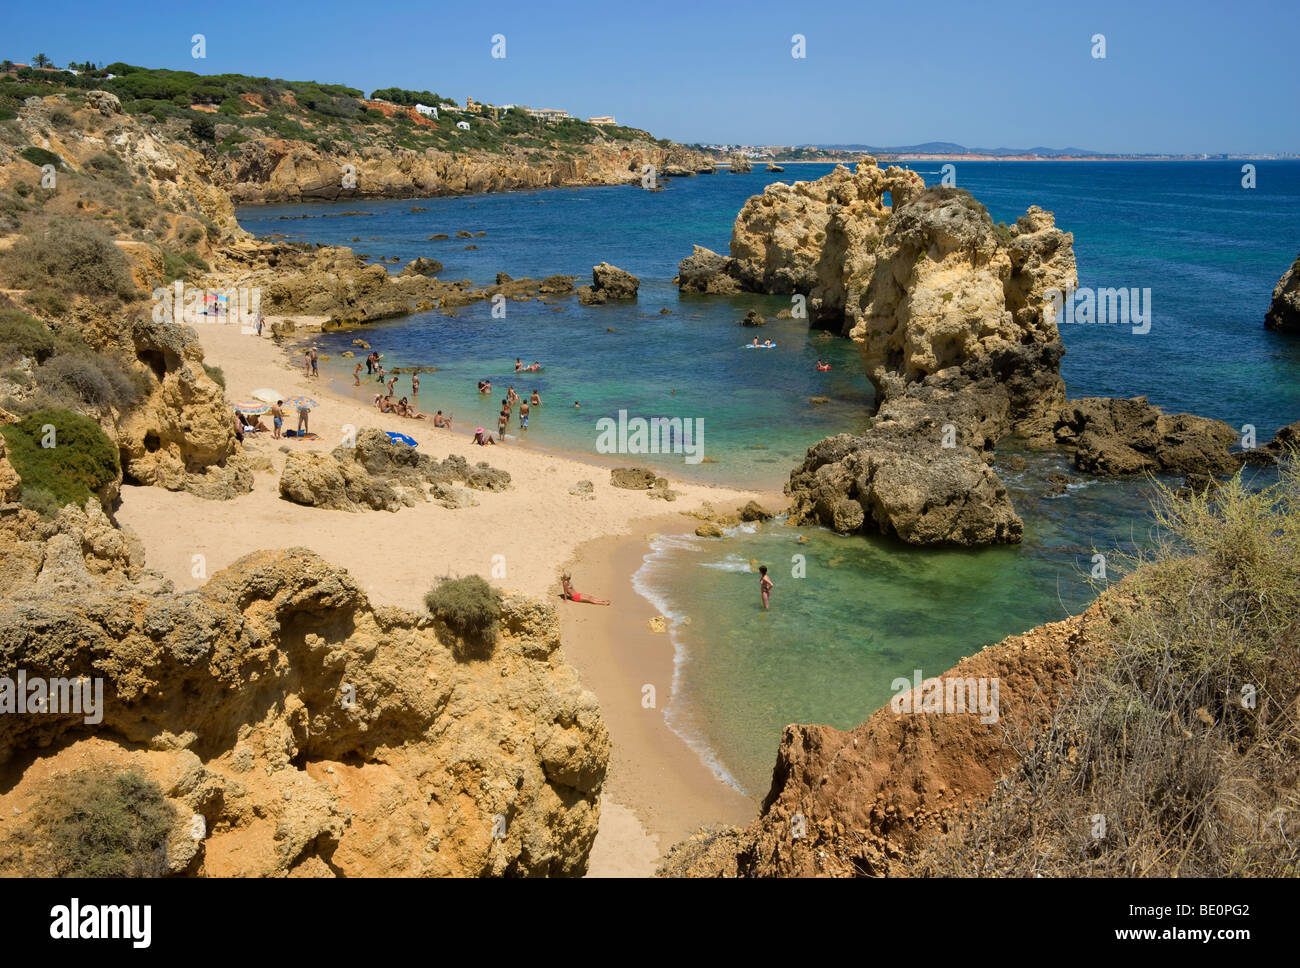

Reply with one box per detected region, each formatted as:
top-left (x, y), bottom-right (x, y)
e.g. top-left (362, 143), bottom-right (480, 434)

top-left (1035, 396), bottom-right (1241, 475)
top-left (783, 185), bottom-right (1076, 544)
top-left (209, 138), bottom-right (715, 204)
top-left (659, 608), bottom-right (1095, 877)
top-left (728, 153), bottom-right (752, 174)
top-left (0, 506), bottom-right (608, 877)
top-left (278, 428), bottom-right (511, 511)
top-left (591, 262), bottom-right (639, 299)
top-left (1265, 252), bottom-right (1300, 334)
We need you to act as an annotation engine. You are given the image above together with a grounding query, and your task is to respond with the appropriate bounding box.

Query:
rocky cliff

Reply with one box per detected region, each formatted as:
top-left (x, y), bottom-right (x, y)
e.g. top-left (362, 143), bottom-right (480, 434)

top-left (210, 137), bottom-right (714, 204)
top-left (1265, 252), bottom-right (1300, 334)
top-left (658, 605), bottom-right (1100, 877)
top-left (679, 160), bottom-right (1286, 545)
top-left (0, 501), bottom-right (609, 876)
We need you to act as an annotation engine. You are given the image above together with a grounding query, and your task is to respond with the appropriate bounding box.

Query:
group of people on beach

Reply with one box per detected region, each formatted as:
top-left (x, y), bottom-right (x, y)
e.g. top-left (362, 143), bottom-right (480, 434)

top-left (233, 399), bottom-right (307, 443)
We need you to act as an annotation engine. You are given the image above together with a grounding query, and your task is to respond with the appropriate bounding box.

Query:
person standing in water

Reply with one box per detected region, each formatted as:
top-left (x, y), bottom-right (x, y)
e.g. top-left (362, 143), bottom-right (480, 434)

top-left (353, 362), bottom-right (363, 386)
top-left (519, 398), bottom-right (530, 431)
top-left (759, 565), bottom-right (774, 610)
top-left (411, 372), bottom-right (420, 395)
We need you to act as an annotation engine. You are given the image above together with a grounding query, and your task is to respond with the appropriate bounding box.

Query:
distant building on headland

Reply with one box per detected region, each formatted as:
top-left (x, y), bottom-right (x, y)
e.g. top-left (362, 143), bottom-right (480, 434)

top-left (414, 103), bottom-right (438, 118)
top-left (529, 108), bottom-right (570, 122)
top-left (587, 115), bottom-right (616, 127)
top-left (438, 102), bottom-right (459, 113)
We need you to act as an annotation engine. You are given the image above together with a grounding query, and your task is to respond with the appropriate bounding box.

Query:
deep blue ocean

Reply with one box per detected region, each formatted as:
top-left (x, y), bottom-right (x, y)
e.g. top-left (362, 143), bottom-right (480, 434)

top-left (238, 161), bottom-right (1300, 795)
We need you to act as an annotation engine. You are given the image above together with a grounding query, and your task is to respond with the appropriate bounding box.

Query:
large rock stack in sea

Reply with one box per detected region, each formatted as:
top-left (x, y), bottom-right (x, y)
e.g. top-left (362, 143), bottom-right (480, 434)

top-left (678, 158), bottom-right (1289, 546)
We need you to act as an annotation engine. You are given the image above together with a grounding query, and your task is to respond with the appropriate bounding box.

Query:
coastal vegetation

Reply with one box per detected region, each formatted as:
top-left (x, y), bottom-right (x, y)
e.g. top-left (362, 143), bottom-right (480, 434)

top-left (425, 575), bottom-right (502, 654)
top-left (0, 407), bottom-right (120, 515)
top-left (8, 768), bottom-right (177, 878)
top-left (911, 462), bottom-right (1300, 876)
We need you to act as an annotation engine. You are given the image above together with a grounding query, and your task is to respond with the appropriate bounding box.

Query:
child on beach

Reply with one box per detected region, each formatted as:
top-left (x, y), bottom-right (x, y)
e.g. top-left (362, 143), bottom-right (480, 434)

top-left (473, 427), bottom-right (495, 445)
top-left (353, 362), bottom-right (362, 386)
top-left (386, 376), bottom-right (397, 397)
top-left (560, 573), bottom-right (610, 606)
top-left (759, 566), bottom-right (774, 610)
top-left (297, 403), bottom-right (311, 435)
top-left (303, 350), bottom-right (312, 376)
top-left (498, 399), bottom-right (510, 440)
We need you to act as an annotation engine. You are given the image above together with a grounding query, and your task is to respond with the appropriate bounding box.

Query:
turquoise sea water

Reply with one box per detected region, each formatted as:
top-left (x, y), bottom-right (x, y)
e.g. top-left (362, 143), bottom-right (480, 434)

top-left (237, 161), bottom-right (1300, 795)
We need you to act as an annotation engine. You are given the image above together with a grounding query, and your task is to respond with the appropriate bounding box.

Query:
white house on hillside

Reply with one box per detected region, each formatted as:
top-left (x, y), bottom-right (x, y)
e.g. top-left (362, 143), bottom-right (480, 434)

top-left (456, 120), bottom-right (470, 130)
top-left (414, 103), bottom-right (438, 118)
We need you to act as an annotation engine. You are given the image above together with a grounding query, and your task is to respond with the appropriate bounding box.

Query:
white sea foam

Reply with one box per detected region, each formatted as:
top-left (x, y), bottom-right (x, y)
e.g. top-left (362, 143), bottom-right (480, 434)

top-left (630, 534), bottom-right (747, 795)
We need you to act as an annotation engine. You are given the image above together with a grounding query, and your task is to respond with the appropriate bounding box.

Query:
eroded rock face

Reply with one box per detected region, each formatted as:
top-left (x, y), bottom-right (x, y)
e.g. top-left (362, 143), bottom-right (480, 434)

top-left (591, 262), bottom-right (639, 299)
top-left (659, 607), bottom-right (1095, 877)
top-left (278, 429), bottom-right (511, 511)
top-left (0, 508), bottom-right (607, 877)
top-left (1032, 396), bottom-right (1241, 475)
top-left (782, 184), bottom-right (1075, 544)
top-left (1265, 253), bottom-right (1300, 334)
top-left (209, 138), bottom-right (715, 204)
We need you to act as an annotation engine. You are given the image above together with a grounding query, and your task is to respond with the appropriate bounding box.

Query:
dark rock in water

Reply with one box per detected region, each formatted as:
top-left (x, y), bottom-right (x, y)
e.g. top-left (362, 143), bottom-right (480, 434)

top-left (402, 257), bottom-right (443, 276)
top-left (496, 272), bottom-right (513, 285)
top-left (1043, 396), bottom-right (1239, 476)
top-left (577, 285), bottom-right (607, 306)
top-left (660, 307), bottom-right (672, 315)
top-left (464, 244), bottom-right (478, 250)
top-left (809, 396), bottom-right (830, 406)
top-left (539, 274), bottom-right (577, 294)
top-left (591, 262), bottom-right (639, 299)
top-left (474, 231), bottom-right (486, 237)
top-left (676, 245), bottom-right (742, 294)
top-left (728, 153), bottom-right (752, 173)
top-left (766, 164), bottom-right (785, 173)
top-left (1265, 252), bottom-right (1300, 334)
top-left (1043, 472), bottom-right (1071, 497)
top-left (610, 467), bottom-right (658, 489)
top-left (455, 230), bottom-right (473, 238)
top-left (429, 233), bottom-right (449, 240)
top-left (739, 310), bottom-right (765, 327)
top-left (1006, 456), bottom-right (1028, 471)
top-left (410, 206), bottom-right (428, 212)
top-left (739, 500), bottom-right (775, 521)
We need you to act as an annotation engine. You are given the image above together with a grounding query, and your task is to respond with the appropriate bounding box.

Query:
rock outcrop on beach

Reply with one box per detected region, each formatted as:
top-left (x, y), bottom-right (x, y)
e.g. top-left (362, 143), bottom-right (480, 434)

top-left (659, 606), bottom-right (1096, 877)
top-left (0, 501), bottom-right (607, 877)
top-left (728, 153), bottom-right (752, 174)
top-left (279, 428), bottom-right (511, 511)
top-left (1265, 252), bottom-right (1300, 334)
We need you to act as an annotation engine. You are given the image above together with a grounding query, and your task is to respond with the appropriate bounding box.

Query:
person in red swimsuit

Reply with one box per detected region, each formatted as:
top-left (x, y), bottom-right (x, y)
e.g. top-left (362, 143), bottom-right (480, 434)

top-left (561, 573), bottom-right (610, 606)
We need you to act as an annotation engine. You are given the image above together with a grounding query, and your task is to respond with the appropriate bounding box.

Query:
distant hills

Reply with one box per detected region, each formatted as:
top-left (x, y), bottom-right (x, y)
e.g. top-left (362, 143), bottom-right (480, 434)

top-left (819, 142), bottom-right (1104, 157)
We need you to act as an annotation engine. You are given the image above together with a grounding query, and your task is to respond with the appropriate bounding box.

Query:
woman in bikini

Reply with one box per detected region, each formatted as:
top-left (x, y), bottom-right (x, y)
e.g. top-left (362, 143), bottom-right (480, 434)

top-left (561, 573), bottom-right (610, 606)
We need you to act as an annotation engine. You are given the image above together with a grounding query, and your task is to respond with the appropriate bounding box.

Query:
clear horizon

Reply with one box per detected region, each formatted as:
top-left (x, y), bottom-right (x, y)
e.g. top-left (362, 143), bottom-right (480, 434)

top-left (5, 0), bottom-right (1297, 155)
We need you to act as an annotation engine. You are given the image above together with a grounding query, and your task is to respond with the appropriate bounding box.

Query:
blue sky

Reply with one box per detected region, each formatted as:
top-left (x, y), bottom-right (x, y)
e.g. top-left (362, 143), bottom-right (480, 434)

top-left (6, 0), bottom-right (1296, 153)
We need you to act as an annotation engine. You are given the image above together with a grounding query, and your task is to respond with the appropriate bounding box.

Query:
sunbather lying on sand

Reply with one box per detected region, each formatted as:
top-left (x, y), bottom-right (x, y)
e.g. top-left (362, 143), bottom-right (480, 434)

top-left (560, 573), bottom-right (610, 606)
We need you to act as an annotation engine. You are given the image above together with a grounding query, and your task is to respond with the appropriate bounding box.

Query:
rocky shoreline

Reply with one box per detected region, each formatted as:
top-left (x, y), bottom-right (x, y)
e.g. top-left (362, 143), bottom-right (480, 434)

top-left (677, 160), bottom-right (1300, 546)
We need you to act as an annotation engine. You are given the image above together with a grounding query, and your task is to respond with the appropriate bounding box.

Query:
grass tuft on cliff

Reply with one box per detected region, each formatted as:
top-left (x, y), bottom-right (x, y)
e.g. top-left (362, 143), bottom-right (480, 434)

top-left (910, 457), bottom-right (1300, 877)
top-left (0, 407), bottom-right (120, 516)
top-left (27, 768), bottom-right (177, 877)
top-left (425, 575), bottom-right (502, 656)
top-left (0, 219), bottom-right (138, 303)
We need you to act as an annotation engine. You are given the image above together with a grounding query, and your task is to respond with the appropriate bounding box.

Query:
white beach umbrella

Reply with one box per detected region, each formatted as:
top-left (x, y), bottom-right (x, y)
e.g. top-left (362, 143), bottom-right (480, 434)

top-left (251, 388), bottom-right (283, 404)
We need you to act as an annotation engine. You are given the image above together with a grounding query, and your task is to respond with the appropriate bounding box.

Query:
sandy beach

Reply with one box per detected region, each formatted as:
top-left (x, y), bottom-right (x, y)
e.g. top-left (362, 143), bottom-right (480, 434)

top-left (115, 318), bottom-right (776, 875)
